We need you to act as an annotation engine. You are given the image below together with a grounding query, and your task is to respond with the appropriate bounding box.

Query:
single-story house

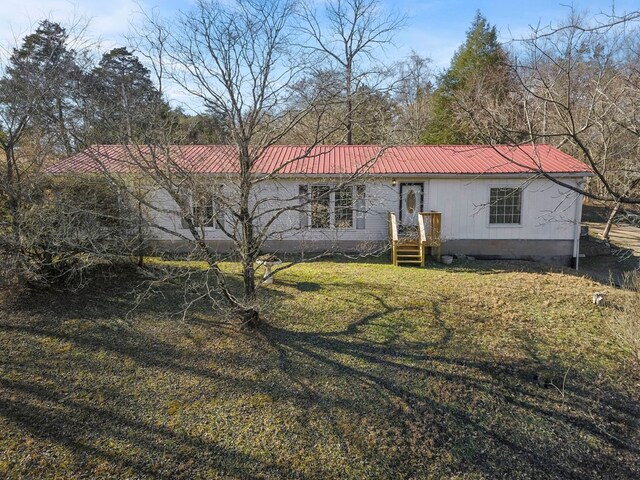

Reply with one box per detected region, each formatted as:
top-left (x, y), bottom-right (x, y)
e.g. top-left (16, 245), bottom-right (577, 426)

top-left (49, 144), bottom-right (592, 266)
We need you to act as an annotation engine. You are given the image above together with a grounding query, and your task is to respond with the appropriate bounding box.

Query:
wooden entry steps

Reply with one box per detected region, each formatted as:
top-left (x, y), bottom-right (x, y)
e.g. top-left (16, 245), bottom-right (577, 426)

top-left (388, 211), bottom-right (442, 267)
top-left (394, 241), bottom-right (423, 266)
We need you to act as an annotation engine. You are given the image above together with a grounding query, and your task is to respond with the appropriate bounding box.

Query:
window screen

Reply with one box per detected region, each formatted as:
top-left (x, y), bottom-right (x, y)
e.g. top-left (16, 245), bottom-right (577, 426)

top-left (192, 190), bottom-right (215, 227)
top-left (335, 186), bottom-right (354, 228)
top-left (191, 184), bottom-right (226, 228)
top-left (299, 185), bottom-right (309, 228)
top-left (310, 185), bottom-right (331, 228)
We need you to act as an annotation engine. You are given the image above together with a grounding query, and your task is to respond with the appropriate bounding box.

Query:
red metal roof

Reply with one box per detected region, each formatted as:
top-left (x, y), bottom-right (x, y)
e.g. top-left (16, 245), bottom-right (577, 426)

top-left (47, 144), bottom-right (592, 176)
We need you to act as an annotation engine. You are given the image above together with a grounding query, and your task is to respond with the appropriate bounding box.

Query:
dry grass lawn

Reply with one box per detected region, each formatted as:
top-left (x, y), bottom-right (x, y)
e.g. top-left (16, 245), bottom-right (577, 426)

top-left (0, 258), bottom-right (638, 479)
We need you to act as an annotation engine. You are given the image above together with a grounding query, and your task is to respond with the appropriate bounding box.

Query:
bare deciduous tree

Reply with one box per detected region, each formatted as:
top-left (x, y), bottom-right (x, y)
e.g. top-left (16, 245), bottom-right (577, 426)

top-left (392, 52), bottom-right (434, 143)
top-left (463, 9), bottom-right (640, 237)
top-left (298, 0), bottom-right (405, 144)
top-left (87, 0), bottom-right (387, 327)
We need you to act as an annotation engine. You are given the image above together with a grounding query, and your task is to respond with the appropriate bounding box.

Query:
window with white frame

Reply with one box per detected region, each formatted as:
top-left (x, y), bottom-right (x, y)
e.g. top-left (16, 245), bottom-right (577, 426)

top-left (192, 190), bottom-right (216, 227)
top-left (335, 186), bottom-right (354, 228)
top-left (355, 185), bottom-right (366, 229)
top-left (184, 184), bottom-right (225, 229)
top-left (489, 187), bottom-right (522, 225)
top-left (301, 184), bottom-right (365, 229)
top-left (310, 185), bottom-right (331, 228)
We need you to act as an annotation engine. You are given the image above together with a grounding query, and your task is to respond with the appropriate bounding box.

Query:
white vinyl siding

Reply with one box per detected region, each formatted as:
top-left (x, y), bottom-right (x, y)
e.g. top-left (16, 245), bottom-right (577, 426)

top-left (148, 176), bottom-right (581, 244)
top-left (425, 178), bottom-right (579, 240)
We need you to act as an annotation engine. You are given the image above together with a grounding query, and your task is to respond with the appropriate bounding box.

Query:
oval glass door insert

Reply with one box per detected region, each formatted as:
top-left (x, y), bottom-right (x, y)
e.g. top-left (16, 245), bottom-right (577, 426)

top-left (406, 190), bottom-right (416, 214)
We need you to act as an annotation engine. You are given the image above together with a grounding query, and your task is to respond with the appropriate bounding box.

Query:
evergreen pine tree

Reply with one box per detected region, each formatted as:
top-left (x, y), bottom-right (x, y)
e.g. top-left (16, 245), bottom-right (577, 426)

top-left (2, 20), bottom-right (82, 154)
top-left (88, 47), bottom-right (166, 143)
top-left (422, 11), bottom-right (509, 144)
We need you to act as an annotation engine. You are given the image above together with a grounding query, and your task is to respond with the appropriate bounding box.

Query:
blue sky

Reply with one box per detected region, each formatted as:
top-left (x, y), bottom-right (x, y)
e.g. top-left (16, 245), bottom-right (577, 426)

top-left (1, 0), bottom-right (638, 72)
top-left (389, 0), bottom-right (640, 71)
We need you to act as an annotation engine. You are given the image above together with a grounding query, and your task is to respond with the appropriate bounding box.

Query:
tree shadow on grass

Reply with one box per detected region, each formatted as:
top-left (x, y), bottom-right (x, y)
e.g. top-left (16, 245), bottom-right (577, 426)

top-left (257, 293), bottom-right (640, 479)
top-left (0, 376), bottom-right (306, 479)
top-left (3, 261), bottom-right (297, 327)
top-left (0, 294), bottom-right (313, 478)
top-left (294, 281), bottom-right (322, 292)
top-left (1, 266), bottom-right (639, 479)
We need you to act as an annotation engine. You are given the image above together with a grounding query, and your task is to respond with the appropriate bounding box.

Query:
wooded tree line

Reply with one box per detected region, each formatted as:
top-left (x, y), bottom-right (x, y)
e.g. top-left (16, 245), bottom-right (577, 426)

top-left (4, 8), bottom-right (637, 166)
top-left (1, 0), bottom-right (639, 324)
top-left (0, 7), bottom-right (503, 159)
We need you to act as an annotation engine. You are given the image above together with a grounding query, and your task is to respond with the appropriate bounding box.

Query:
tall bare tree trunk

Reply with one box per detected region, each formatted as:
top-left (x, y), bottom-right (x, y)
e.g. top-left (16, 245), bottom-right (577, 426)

top-left (56, 98), bottom-right (73, 155)
top-left (602, 200), bottom-right (620, 241)
top-left (603, 178), bottom-right (640, 240)
top-left (346, 61), bottom-right (353, 145)
top-left (137, 198), bottom-right (144, 267)
top-left (239, 146), bottom-right (260, 327)
top-left (4, 144), bottom-right (21, 244)
top-left (299, 0), bottom-right (404, 146)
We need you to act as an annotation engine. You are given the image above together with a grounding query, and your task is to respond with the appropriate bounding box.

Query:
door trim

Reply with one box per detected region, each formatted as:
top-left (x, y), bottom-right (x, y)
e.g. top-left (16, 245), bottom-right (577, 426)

top-left (399, 182), bottom-right (424, 224)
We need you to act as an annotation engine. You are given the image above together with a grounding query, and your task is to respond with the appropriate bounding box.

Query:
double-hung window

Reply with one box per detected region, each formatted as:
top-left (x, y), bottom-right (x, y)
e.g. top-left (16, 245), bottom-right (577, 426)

top-left (193, 190), bottom-right (216, 227)
top-left (310, 185), bottom-right (331, 228)
top-left (334, 186), bottom-right (354, 228)
top-left (489, 187), bottom-right (522, 225)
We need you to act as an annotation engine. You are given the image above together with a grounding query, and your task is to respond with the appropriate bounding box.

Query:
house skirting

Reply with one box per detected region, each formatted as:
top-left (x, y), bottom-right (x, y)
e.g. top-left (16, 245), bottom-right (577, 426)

top-left (440, 239), bottom-right (575, 266)
top-left (147, 238), bottom-right (575, 265)
top-left (146, 239), bottom-right (387, 255)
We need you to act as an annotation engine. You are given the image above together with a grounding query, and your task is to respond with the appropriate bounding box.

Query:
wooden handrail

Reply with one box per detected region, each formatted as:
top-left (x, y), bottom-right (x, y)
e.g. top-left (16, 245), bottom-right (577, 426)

top-left (418, 213), bottom-right (427, 244)
top-left (419, 212), bottom-right (442, 247)
top-left (388, 211), bottom-right (441, 266)
top-left (388, 212), bottom-right (399, 266)
top-left (387, 212), bottom-right (398, 242)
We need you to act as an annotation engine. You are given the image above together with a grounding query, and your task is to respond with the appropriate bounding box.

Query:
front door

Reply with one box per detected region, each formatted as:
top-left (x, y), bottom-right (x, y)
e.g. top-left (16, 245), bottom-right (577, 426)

top-left (399, 183), bottom-right (423, 231)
